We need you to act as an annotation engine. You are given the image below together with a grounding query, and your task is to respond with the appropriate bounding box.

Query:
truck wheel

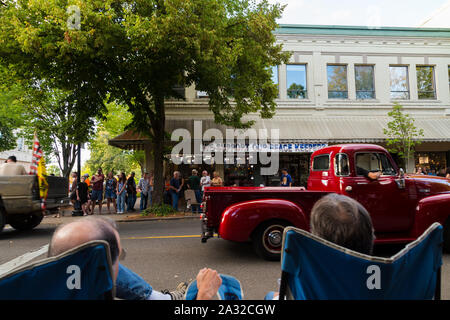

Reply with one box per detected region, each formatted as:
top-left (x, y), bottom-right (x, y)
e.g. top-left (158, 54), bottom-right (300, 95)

top-left (8, 212), bottom-right (43, 231)
top-left (444, 219), bottom-right (450, 253)
top-left (252, 220), bottom-right (288, 261)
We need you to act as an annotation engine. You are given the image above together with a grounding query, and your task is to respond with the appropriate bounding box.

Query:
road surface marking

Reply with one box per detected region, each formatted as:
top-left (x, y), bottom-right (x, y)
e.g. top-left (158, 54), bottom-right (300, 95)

top-left (124, 235), bottom-right (201, 240)
top-left (0, 244), bottom-right (49, 277)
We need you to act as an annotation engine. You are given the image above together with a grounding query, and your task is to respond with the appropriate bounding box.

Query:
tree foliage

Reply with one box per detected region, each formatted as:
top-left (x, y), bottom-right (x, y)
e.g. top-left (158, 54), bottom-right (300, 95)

top-left (0, 0), bottom-right (290, 204)
top-left (383, 103), bottom-right (424, 172)
top-left (0, 67), bottom-right (28, 152)
top-left (84, 101), bottom-right (143, 177)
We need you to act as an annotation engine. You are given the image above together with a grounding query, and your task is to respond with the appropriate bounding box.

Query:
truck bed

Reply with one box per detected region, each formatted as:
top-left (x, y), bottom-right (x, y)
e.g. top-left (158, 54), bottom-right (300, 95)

top-left (204, 186), bottom-right (330, 229)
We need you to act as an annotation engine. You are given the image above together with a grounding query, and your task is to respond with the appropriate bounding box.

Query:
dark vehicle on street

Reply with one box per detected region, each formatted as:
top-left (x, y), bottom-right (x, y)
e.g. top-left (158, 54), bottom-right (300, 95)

top-left (0, 175), bottom-right (69, 233)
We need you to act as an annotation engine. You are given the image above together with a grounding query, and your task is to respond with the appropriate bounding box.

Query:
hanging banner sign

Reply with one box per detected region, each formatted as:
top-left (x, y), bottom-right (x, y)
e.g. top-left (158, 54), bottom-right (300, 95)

top-left (201, 143), bottom-right (328, 153)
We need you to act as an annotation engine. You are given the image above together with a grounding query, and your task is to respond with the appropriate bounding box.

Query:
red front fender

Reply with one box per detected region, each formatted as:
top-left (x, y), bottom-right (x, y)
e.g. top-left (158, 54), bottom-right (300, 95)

top-left (412, 193), bottom-right (450, 238)
top-left (218, 199), bottom-right (308, 242)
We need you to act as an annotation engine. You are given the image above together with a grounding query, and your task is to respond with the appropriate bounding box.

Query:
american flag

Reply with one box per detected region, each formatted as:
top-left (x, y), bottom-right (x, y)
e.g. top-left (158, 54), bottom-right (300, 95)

top-left (29, 132), bottom-right (43, 175)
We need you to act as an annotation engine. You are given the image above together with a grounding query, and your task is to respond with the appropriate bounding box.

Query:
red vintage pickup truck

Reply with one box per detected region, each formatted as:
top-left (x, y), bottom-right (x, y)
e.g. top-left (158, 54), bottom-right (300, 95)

top-left (201, 144), bottom-right (450, 260)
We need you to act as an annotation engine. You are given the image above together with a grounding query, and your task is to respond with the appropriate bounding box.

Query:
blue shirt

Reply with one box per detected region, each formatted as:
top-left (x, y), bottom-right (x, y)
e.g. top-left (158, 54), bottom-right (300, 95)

top-left (281, 174), bottom-right (292, 187)
top-left (170, 178), bottom-right (182, 193)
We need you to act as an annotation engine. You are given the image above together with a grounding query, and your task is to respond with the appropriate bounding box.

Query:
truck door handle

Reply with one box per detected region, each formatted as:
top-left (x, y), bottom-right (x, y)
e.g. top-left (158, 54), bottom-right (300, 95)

top-left (345, 186), bottom-right (352, 193)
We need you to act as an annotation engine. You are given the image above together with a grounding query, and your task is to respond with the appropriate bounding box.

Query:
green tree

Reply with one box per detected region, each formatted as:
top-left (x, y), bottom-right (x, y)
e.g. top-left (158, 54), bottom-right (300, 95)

top-left (383, 103), bottom-right (424, 172)
top-left (20, 85), bottom-right (96, 178)
top-left (0, 0), bottom-right (290, 204)
top-left (85, 101), bottom-right (143, 176)
top-left (0, 68), bottom-right (28, 151)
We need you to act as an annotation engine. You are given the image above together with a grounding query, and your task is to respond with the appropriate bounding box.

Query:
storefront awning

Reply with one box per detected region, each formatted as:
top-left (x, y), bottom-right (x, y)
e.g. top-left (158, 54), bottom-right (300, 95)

top-left (166, 116), bottom-right (450, 143)
top-left (109, 116), bottom-right (450, 149)
top-left (108, 130), bottom-right (150, 150)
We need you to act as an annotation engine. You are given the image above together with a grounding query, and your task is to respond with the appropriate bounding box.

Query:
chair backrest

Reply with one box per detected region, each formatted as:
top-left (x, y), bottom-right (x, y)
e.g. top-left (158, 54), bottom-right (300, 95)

top-left (279, 223), bottom-right (443, 300)
top-left (185, 274), bottom-right (243, 300)
top-left (0, 240), bottom-right (115, 300)
top-left (184, 189), bottom-right (199, 205)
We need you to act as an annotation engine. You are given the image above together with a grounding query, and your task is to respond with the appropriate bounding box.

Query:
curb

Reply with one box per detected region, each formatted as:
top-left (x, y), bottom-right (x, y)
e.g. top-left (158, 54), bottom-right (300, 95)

top-left (40, 214), bottom-right (200, 226)
top-left (115, 215), bottom-right (200, 223)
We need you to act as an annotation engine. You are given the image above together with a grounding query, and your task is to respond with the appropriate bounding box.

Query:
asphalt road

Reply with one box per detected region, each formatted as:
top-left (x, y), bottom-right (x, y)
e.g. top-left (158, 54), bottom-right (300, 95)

top-left (1, 219), bottom-right (449, 300)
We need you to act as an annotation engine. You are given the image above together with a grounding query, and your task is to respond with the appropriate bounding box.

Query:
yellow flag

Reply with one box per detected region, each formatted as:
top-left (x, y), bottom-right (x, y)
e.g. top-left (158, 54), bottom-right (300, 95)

top-left (37, 155), bottom-right (49, 210)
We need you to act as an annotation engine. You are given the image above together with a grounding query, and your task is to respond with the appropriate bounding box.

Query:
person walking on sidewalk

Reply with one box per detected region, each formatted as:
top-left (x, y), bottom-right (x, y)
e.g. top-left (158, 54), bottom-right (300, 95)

top-left (76, 175), bottom-right (90, 216)
top-left (105, 171), bottom-right (118, 214)
top-left (90, 168), bottom-right (105, 214)
top-left (187, 169), bottom-right (202, 213)
top-left (126, 172), bottom-right (137, 212)
top-left (138, 172), bottom-right (150, 211)
top-left (116, 172), bottom-right (127, 214)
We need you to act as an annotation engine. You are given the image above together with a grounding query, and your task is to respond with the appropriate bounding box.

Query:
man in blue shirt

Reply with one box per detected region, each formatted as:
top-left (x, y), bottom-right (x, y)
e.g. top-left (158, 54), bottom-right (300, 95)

top-left (169, 171), bottom-right (184, 211)
top-left (280, 168), bottom-right (293, 187)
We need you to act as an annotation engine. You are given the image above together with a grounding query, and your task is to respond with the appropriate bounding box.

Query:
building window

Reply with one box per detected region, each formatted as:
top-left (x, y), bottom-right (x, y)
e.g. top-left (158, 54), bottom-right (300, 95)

top-left (416, 66), bottom-right (436, 100)
top-left (271, 66), bottom-right (278, 85)
top-left (390, 66), bottom-right (410, 99)
top-left (327, 65), bottom-right (348, 99)
top-left (355, 65), bottom-right (375, 99)
top-left (286, 64), bottom-right (307, 99)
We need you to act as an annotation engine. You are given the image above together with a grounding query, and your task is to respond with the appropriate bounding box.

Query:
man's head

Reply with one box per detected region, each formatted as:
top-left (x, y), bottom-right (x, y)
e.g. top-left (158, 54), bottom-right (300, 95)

top-left (7, 156), bottom-right (17, 163)
top-left (281, 168), bottom-right (288, 175)
top-left (130, 171), bottom-right (135, 177)
top-left (174, 171), bottom-right (180, 178)
top-left (84, 173), bottom-right (89, 178)
top-left (202, 170), bottom-right (208, 177)
top-left (48, 216), bottom-right (122, 280)
top-left (143, 172), bottom-right (148, 179)
top-left (97, 168), bottom-right (103, 175)
top-left (71, 172), bottom-right (77, 179)
top-left (192, 169), bottom-right (198, 175)
top-left (310, 194), bottom-right (375, 255)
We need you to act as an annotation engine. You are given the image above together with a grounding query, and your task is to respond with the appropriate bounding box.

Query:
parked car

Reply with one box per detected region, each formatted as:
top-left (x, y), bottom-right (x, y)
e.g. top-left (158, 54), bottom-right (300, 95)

top-left (201, 144), bottom-right (450, 260)
top-left (0, 175), bottom-right (70, 233)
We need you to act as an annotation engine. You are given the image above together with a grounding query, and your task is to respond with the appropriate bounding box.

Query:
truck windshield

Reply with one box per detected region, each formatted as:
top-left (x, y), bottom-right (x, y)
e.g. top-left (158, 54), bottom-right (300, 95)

top-left (355, 153), bottom-right (397, 176)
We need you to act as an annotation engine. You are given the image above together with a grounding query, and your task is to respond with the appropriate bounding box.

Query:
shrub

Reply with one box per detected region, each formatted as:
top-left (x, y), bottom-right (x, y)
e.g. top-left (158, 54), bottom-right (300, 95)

top-left (141, 204), bottom-right (177, 217)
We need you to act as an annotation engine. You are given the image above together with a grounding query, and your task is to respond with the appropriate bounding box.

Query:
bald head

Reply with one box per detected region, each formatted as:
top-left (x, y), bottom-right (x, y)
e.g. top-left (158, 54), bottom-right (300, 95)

top-left (48, 216), bottom-right (120, 265)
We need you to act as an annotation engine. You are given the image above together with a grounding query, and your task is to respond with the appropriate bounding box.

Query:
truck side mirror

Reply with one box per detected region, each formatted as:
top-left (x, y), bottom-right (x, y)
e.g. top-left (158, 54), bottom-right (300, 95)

top-left (395, 168), bottom-right (406, 189)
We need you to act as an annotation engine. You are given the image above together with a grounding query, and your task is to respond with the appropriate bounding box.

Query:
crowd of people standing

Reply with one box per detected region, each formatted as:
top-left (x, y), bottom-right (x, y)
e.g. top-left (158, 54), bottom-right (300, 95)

top-left (69, 168), bottom-right (153, 215)
top-left (415, 166), bottom-right (450, 178)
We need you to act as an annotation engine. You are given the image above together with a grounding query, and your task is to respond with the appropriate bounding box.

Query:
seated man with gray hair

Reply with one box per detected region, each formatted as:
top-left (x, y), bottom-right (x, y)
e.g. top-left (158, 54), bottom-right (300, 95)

top-left (309, 193), bottom-right (375, 255)
top-left (269, 193), bottom-right (375, 299)
top-left (48, 216), bottom-right (222, 300)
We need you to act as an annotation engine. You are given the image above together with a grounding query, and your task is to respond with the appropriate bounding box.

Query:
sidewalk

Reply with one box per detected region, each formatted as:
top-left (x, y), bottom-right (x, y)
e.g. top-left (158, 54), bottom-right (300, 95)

top-left (42, 198), bottom-right (199, 226)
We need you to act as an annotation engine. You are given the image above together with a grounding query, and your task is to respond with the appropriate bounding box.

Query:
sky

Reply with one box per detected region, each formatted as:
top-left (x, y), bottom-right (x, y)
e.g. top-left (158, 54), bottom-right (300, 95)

top-left (268, 0), bottom-right (449, 27)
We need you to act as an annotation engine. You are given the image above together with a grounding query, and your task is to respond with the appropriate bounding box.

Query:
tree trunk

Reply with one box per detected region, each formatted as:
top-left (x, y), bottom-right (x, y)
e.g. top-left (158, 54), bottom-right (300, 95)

top-left (151, 96), bottom-right (166, 206)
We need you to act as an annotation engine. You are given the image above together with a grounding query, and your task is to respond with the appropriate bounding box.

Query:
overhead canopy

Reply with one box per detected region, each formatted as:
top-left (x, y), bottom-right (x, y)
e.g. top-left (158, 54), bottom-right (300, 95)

top-left (108, 130), bottom-right (150, 150)
top-left (109, 116), bottom-right (450, 150)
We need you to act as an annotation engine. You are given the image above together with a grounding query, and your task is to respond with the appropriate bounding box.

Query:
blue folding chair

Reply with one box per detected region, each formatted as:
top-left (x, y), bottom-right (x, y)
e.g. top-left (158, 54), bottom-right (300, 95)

top-left (185, 274), bottom-right (243, 300)
top-left (0, 240), bottom-right (115, 300)
top-left (278, 223), bottom-right (443, 300)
